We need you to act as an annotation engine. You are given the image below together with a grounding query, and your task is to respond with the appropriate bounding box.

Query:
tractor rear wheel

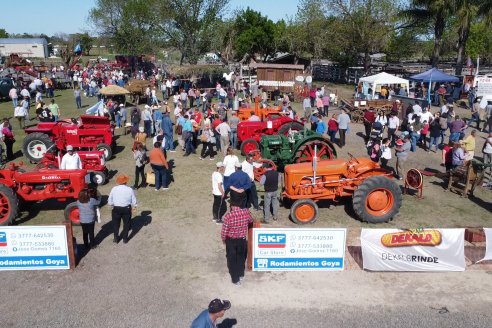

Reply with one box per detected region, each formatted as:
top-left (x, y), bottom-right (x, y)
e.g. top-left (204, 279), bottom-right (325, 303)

top-left (290, 199), bottom-right (318, 224)
top-left (96, 143), bottom-right (113, 160)
top-left (253, 159), bottom-right (276, 182)
top-left (22, 133), bottom-right (55, 163)
top-left (278, 122), bottom-right (304, 136)
top-left (90, 171), bottom-right (107, 185)
top-left (352, 176), bottom-right (402, 224)
top-left (0, 184), bottom-right (18, 226)
top-left (294, 139), bottom-right (336, 163)
top-left (64, 202), bottom-right (81, 225)
top-left (240, 138), bottom-right (259, 156)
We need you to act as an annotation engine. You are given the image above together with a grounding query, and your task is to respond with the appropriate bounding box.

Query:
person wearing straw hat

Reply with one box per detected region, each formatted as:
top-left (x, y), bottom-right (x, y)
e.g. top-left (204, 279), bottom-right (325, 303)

top-left (108, 174), bottom-right (137, 244)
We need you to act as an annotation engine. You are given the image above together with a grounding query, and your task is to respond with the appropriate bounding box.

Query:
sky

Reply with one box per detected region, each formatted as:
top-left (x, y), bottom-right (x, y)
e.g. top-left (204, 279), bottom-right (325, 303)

top-left (1, 0), bottom-right (299, 36)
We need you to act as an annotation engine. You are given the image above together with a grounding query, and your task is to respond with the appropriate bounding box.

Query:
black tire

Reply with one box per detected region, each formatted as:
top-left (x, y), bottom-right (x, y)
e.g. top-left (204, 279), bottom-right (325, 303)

top-left (64, 202), bottom-right (80, 225)
top-left (0, 184), bottom-right (19, 226)
top-left (240, 138), bottom-right (260, 156)
top-left (278, 122), bottom-right (304, 136)
top-left (352, 176), bottom-right (402, 224)
top-left (22, 133), bottom-right (55, 163)
top-left (96, 143), bottom-right (113, 160)
top-left (290, 199), bottom-right (319, 224)
top-left (90, 171), bottom-right (106, 185)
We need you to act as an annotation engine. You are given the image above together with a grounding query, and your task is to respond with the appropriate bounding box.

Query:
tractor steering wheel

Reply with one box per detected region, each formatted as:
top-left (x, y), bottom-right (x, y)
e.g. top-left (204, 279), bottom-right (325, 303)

top-left (347, 152), bottom-right (360, 164)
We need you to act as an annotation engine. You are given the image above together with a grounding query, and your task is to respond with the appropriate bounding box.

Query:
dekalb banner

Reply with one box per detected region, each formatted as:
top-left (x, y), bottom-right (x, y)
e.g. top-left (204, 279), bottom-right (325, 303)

top-left (361, 229), bottom-right (465, 272)
top-left (252, 228), bottom-right (346, 271)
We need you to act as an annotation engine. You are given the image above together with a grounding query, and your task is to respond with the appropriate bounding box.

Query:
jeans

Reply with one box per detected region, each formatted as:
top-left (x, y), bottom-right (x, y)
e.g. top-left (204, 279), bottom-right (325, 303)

top-left (263, 191), bottom-right (279, 222)
top-left (80, 222), bottom-right (95, 247)
top-left (115, 114), bottom-right (121, 128)
top-left (449, 132), bottom-right (460, 143)
top-left (151, 164), bottom-right (168, 189)
top-left (429, 136), bottom-right (439, 150)
top-left (230, 129), bottom-right (238, 149)
top-left (164, 133), bottom-right (174, 150)
top-left (212, 195), bottom-right (227, 221)
top-left (75, 96), bottom-right (82, 109)
top-left (410, 132), bottom-right (418, 152)
top-left (440, 129), bottom-right (446, 145)
top-left (152, 95), bottom-right (159, 105)
top-left (144, 120), bottom-right (151, 136)
top-left (12, 98), bottom-right (18, 107)
top-left (134, 165), bottom-right (146, 187)
top-left (53, 115), bottom-right (59, 122)
top-left (225, 237), bottom-right (247, 283)
top-left (339, 129), bottom-right (347, 147)
top-left (484, 153), bottom-right (492, 175)
top-left (387, 128), bottom-right (397, 147)
top-left (328, 130), bottom-right (337, 143)
top-left (323, 105), bottom-right (329, 117)
top-left (200, 141), bottom-right (214, 158)
top-left (184, 131), bottom-right (195, 154)
top-left (246, 182), bottom-right (259, 210)
top-left (112, 206), bottom-right (131, 242)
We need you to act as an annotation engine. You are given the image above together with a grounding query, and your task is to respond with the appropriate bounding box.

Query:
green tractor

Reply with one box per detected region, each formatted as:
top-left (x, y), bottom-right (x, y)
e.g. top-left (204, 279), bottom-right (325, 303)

top-left (249, 129), bottom-right (337, 181)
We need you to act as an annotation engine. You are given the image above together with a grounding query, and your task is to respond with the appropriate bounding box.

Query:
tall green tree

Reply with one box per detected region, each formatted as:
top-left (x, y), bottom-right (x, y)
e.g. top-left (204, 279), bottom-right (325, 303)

top-left (0, 28), bottom-right (8, 38)
top-left (400, 0), bottom-right (455, 67)
top-left (72, 33), bottom-right (94, 55)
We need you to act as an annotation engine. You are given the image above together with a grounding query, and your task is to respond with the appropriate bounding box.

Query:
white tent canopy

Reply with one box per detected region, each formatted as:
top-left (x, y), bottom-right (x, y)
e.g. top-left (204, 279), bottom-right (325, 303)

top-left (359, 72), bottom-right (410, 98)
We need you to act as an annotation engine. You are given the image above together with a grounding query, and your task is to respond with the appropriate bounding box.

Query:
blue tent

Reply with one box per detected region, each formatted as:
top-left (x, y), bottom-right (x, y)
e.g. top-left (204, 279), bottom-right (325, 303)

top-left (409, 68), bottom-right (459, 82)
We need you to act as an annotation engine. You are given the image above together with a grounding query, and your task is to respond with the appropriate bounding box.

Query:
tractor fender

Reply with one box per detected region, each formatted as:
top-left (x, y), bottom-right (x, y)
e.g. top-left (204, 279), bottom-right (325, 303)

top-left (354, 168), bottom-right (393, 179)
top-left (0, 178), bottom-right (16, 188)
top-left (292, 135), bottom-right (337, 158)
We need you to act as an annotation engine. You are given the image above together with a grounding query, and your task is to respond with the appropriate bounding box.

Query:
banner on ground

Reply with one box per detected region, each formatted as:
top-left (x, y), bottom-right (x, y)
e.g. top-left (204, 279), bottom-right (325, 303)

top-left (252, 228), bottom-right (346, 271)
top-left (0, 226), bottom-right (70, 271)
top-left (86, 100), bottom-right (104, 115)
top-left (361, 228), bottom-right (465, 272)
top-left (479, 228), bottom-right (492, 262)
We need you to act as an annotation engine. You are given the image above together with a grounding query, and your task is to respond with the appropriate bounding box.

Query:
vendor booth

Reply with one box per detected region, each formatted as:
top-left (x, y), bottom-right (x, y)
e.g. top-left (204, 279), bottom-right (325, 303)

top-left (359, 72), bottom-right (410, 99)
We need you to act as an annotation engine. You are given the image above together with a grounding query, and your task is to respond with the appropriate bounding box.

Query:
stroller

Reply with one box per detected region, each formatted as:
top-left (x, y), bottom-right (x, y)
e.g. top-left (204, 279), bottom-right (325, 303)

top-left (366, 121), bottom-right (384, 162)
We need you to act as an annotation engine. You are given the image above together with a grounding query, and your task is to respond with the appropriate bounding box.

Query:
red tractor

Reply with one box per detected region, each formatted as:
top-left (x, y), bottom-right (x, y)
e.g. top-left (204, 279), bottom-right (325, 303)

top-left (0, 162), bottom-right (92, 226)
top-left (238, 113), bottom-right (304, 155)
top-left (36, 150), bottom-right (108, 185)
top-left (22, 115), bottom-right (114, 163)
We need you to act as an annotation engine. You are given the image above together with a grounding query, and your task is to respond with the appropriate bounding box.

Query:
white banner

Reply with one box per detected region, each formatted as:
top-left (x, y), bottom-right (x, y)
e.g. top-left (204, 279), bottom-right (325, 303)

top-left (0, 226), bottom-right (70, 271)
top-left (480, 228), bottom-right (492, 262)
top-left (476, 77), bottom-right (492, 97)
top-left (361, 229), bottom-right (465, 272)
top-left (252, 228), bottom-right (346, 271)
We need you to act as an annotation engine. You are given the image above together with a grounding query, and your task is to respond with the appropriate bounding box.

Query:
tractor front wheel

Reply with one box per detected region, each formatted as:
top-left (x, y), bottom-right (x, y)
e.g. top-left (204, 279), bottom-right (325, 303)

top-left (0, 184), bottom-right (18, 226)
top-left (352, 176), bottom-right (402, 223)
top-left (290, 199), bottom-right (318, 224)
top-left (22, 133), bottom-right (55, 163)
top-left (64, 202), bottom-right (81, 225)
top-left (240, 138), bottom-right (259, 156)
top-left (96, 144), bottom-right (113, 161)
top-left (90, 171), bottom-right (107, 185)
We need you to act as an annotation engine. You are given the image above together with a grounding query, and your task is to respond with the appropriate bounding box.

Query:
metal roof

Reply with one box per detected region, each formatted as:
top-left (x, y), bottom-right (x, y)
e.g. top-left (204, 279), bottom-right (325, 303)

top-left (0, 38), bottom-right (48, 45)
top-left (250, 63), bottom-right (304, 70)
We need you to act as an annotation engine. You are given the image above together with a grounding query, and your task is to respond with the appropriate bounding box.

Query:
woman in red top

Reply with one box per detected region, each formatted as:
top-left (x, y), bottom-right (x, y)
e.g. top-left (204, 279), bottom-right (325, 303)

top-left (2, 118), bottom-right (15, 160)
top-left (442, 141), bottom-right (454, 172)
top-left (328, 114), bottom-right (338, 143)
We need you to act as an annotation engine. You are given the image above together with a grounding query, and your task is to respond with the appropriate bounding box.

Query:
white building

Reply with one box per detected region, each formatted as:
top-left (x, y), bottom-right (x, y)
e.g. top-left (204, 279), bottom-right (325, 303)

top-left (0, 38), bottom-right (49, 58)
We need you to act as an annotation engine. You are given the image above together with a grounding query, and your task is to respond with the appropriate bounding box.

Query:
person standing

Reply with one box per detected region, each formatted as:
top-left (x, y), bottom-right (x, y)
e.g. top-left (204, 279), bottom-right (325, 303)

top-left (216, 120), bottom-right (231, 157)
top-left (14, 102), bottom-right (28, 129)
top-left (328, 114), bottom-right (338, 143)
top-left (222, 147), bottom-right (239, 186)
top-left (363, 107), bottom-right (376, 142)
top-left (380, 138), bottom-right (392, 170)
top-left (452, 141), bottom-right (466, 169)
top-left (199, 123), bottom-right (215, 160)
top-left (48, 99), bottom-right (60, 122)
top-left (133, 143), bottom-right (147, 189)
top-left (149, 141), bottom-right (169, 191)
top-left (316, 114), bottom-right (327, 135)
top-left (76, 189), bottom-right (101, 250)
top-left (449, 115), bottom-right (467, 143)
top-left (242, 154), bottom-right (261, 211)
top-left (142, 105), bottom-right (153, 137)
top-left (224, 161), bottom-right (250, 209)
top-left (60, 145), bottom-right (82, 169)
top-left (229, 111), bottom-right (240, 149)
top-left (302, 96), bottom-right (312, 121)
top-left (191, 299), bottom-right (231, 328)
top-left (322, 93), bottom-right (330, 117)
top-left (482, 132), bottom-right (492, 176)
top-left (212, 162), bottom-right (227, 224)
top-left (161, 110), bottom-right (175, 152)
top-left (221, 199), bottom-right (253, 285)
top-left (9, 87), bottom-right (18, 108)
top-left (260, 162), bottom-right (279, 223)
top-left (337, 110), bottom-right (350, 147)
top-left (395, 136), bottom-right (411, 180)
top-left (182, 115), bottom-right (195, 156)
top-left (108, 174), bottom-right (137, 244)
top-left (74, 87), bottom-right (82, 109)
top-left (387, 112), bottom-right (399, 147)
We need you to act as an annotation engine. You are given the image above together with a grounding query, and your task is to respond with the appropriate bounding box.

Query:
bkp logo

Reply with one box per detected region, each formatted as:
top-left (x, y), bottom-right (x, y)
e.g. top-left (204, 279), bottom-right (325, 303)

top-left (0, 232), bottom-right (7, 247)
top-left (258, 234), bottom-right (286, 248)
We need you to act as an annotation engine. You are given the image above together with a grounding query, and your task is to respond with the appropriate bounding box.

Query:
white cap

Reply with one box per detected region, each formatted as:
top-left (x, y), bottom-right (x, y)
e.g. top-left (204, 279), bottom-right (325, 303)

top-left (144, 105), bottom-right (150, 109)
top-left (66, 145), bottom-right (74, 151)
top-left (234, 161), bottom-right (242, 168)
top-left (139, 126), bottom-right (145, 132)
top-left (119, 103), bottom-right (124, 107)
top-left (216, 162), bottom-right (224, 168)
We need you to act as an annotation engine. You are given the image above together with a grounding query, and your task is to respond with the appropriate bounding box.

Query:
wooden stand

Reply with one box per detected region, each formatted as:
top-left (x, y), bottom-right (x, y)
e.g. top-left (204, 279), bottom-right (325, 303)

top-left (447, 162), bottom-right (484, 197)
top-left (63, 220), bottom-right (76, 270)
top-left (247, 221), bottom-right (261, 270)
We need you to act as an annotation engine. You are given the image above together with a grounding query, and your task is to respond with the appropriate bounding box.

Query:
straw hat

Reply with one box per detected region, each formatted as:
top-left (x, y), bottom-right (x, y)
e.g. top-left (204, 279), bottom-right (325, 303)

top-left (116, 174), bottom-right (129, 185)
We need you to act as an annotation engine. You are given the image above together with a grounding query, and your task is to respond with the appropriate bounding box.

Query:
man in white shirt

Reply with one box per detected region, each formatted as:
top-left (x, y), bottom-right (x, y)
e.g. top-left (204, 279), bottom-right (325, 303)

top-left (387, 113), bottom-right (400, 147)
top-left (216, 121), bottom-right (231, 156)
top-left (419, 108), bottom-right (433, 125)
top-left (60, 145), bottom-right (82, 170)
top-left (212, 162), bottom-right (226, 224)
top-left (242, 154), bottom-right (261, 211)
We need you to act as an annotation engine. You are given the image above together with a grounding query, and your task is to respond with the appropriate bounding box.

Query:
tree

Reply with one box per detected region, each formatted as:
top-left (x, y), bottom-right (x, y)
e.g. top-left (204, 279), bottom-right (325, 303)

top-left (89, 0), bottom-right (158, 55)
top-left (400, 0), bottom-right (455, 67)
top-left (155, 0), bottom-right (230, 65)
top-left (232, 8), bottom-right (277, 61)
top-left (0, 28), bottom-right (9, 38)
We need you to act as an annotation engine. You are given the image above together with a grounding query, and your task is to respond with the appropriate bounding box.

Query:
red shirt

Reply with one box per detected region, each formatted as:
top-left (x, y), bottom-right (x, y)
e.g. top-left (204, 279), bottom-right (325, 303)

top-left (212, 119), bottom-right (221, 129)
top-left (221, 207), bottom-right (253, 242)
top-left (363, 111), bottom-right (376, 124)
top-left (443, 145), bottom-right (452, 164)
top-left (328, 119), bottom-right (338, 131)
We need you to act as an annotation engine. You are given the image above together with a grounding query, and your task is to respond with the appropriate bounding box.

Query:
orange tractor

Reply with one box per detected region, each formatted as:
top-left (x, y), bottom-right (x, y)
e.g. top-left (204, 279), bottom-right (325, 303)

top-left (238, 98), bottom-right (282, 121)
top-left (282, 153), bottom-right (401, 224)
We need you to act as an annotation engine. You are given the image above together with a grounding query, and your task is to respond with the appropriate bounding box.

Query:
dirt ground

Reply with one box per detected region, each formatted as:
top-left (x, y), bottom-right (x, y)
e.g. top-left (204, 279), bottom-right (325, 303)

top-left (0, 88), bottom-right (491, 327)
